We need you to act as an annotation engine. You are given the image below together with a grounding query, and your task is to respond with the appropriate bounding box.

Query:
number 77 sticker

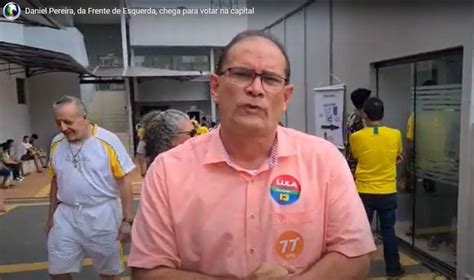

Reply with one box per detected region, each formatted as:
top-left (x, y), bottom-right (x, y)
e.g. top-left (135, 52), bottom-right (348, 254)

top-left (275, 231), bottom-right (304, 260)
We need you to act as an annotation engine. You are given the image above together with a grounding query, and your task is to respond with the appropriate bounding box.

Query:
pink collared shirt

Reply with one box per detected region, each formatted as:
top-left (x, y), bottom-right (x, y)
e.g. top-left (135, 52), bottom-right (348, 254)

top-left (128, 127), bottom-right (376, 278)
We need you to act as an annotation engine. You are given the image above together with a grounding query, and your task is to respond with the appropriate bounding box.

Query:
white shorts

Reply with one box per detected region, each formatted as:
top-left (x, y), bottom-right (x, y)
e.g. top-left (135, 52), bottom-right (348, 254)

top-left (47, 199), bottom-right (124, 275)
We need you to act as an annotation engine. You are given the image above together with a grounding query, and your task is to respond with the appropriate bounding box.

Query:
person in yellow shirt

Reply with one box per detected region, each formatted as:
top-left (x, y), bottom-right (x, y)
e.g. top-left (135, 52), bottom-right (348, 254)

top-left (191, 118), bottom-right (209, 136)
top-left (196, 125), bottom-right (209, 135)
top-left (350, 97), bottom-right (405, 278)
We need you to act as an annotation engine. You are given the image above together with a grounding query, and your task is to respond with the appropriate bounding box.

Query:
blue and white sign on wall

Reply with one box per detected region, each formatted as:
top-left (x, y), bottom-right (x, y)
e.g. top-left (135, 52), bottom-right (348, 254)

top-left (314, 84), bottom-right (345, 149)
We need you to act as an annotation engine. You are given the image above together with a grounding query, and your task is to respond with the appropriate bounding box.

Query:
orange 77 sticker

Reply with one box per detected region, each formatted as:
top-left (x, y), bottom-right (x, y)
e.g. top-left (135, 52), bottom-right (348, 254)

top-left (275, 231), bottom-right (304, 260)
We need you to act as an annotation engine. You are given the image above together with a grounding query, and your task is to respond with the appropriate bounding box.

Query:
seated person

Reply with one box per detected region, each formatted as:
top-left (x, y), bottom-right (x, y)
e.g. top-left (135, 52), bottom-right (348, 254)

top-left (29, 134), bottom-right (48, 168)
top-left (0, 160), bottom-right (14, 189)
top-left (16, 136), bottom-right (43, 173)
top-left (0, 143), bottom-right (22, 182)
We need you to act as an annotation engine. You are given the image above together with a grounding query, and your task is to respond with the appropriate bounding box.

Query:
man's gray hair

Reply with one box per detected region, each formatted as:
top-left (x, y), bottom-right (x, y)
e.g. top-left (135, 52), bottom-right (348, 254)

top-left (53, 95), bottom-right (87, 115)
top-left (144, 109), bottom-right (190, 162)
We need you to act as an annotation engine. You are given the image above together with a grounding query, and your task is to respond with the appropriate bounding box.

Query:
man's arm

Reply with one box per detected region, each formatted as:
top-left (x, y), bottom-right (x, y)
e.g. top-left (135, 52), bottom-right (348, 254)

top-left (298, 252), bottom-right (370, 280)
top-left (129, 159), bottom-right (223, 279)
top-left (2, 157), bottom-right (18, 165)
top-left (117, 172), bottom-right (134, 242)
top-left (118, 172), bottom-right (134, 220)
top-left (136, 154), bottom-right (146, 177)
top-left (305, 144), bottom-right (375, 280)
top-left (46, 176), bottom-right (58, 233)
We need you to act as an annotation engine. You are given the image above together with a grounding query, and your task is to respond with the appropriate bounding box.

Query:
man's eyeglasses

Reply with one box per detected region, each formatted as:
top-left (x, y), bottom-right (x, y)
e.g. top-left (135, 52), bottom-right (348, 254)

top-left (218, 67), bottom-right (288, 93)
top-left (177, 129), bottom-right (197, 138)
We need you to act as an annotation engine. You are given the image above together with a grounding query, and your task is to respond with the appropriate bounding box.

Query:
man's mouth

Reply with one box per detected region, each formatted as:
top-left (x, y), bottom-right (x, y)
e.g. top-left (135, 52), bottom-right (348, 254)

top-left (243, 104), bottom-right (264, 111)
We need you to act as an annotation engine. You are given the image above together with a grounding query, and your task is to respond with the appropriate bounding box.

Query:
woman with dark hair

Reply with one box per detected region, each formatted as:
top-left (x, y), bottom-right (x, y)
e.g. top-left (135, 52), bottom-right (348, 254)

top-left (0, 142), bottom-right (23, 181)
top-left (135, 111), bottom-right (162, 177)
top-left (144, 109), bottom-right (195, 166)
top-left (345, 88), bottom-right (371, 174)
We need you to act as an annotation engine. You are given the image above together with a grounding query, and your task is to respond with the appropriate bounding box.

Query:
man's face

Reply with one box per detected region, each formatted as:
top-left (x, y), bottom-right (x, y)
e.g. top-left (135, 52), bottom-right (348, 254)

top-left (23, 137), bottom-right (29, 143)
top-left (54, 103), bottom-right (89, 142)
top-left (210, 37), bottom-right (293, 134)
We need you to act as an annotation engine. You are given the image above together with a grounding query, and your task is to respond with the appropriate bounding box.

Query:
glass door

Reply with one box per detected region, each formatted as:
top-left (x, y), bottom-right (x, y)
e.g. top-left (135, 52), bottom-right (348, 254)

top-left (376, 50), bottom-right (462, 269)
top-left (377, 63), bottom-right (414, 247)
top-left (412, 54), bottom-right (461, 267)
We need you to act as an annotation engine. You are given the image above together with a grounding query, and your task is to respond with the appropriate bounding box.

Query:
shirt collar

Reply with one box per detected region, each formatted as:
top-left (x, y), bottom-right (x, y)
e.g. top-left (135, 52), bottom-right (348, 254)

top-left (203, 126), bottom-right (296, 169)
top-left (92, 124), bottom-right (98, 136)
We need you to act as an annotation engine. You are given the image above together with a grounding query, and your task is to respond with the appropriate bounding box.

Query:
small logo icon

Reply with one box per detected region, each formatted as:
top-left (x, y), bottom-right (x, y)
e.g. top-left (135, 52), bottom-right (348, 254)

top-left (3, 2), bottom-right (21, 21)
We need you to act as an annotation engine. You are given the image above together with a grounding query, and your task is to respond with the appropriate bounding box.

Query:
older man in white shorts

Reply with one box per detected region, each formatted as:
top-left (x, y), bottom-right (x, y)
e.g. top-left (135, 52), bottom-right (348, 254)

top-left (46, 95), bottom-right (135, 280)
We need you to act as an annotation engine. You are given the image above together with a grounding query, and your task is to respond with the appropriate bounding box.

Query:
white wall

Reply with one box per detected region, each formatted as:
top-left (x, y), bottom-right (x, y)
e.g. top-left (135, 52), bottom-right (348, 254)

top-left (129, 0), bottom-right (248, 47)
top-left (0, 23), bottom-right (88, 66)
top-left (27, 72), bottom-right (81, 151)
top-left (263, 1), bottom-right (331, 133)
top-left (247, 0), bottom-right (306, 29)
top-left (284, 10), bottom-right (306, 132)
top-left (24, 27), bottom-right (89, 66)
top-left (136, 78), bottom-right (210, 102)
top-left (0, 22), bottom-right (24, 44)
top-left (332, 1), bottom-right (471, 111)
top-left (0, 72), bottom-right (30, 144)
top-left (130, 14), bottom-right (247, 47)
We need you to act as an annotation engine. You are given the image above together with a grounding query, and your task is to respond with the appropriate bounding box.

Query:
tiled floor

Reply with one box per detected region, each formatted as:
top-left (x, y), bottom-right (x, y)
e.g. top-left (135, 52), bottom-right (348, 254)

top-left (2, 168), bottom-right (143, 200)
top-left (368, 244), bottom-right (449, 279)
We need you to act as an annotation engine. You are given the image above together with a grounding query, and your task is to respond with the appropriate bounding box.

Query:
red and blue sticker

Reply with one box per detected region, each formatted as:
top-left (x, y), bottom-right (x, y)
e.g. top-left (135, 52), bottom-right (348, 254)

top-left (270, 175), bottom-right (301, 205)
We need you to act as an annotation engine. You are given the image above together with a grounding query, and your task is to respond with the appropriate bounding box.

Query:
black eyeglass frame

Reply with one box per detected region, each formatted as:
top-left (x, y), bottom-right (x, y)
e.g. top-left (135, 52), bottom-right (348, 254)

top-left (176, 129), bottom-right (197, 137)
top-left (218, 67), bottom-right (289, 92)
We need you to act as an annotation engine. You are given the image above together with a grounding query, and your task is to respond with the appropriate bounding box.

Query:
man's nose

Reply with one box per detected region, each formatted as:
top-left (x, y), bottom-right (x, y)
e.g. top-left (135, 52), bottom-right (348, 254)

top-left (246, 75), bottom-right (265, 96)
top-left (59, 122), bottom-right (68, 131)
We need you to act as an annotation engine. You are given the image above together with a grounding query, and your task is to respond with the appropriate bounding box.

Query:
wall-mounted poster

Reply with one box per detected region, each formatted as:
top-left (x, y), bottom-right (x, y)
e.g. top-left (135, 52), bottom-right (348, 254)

top-left (313, 84), bottom-right (345, 148)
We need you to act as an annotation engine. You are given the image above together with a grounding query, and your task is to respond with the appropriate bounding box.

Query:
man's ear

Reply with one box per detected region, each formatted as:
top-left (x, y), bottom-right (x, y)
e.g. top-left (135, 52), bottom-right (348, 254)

top-left (282, 84), bottom-right (294, 110)
top-left (210, 73), bottom-right (220, 104)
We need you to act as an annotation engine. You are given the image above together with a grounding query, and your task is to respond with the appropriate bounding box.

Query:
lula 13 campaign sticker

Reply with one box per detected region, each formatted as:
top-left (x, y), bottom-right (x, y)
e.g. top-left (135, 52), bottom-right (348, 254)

top-left (275, 230), bottom-right (304, 260)
top-left (270, 175), bottom-right (301, 205)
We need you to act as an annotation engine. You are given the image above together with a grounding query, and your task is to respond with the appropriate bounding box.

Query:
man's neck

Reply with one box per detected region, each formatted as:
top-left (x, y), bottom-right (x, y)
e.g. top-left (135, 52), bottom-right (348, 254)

top-left (366, 120), bottom-right (382, 127)
top-left (70, 123), bottom-right (93, 144)
top-left (220, 127), bottom-right (276, 170)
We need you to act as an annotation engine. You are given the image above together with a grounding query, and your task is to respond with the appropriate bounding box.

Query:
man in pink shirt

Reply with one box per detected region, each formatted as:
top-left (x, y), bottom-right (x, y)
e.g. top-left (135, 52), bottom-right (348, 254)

top-left (129, 30), bottom-right (376, 279)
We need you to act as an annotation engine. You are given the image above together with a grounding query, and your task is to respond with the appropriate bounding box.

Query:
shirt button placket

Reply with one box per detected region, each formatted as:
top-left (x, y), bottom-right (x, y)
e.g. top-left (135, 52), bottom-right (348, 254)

top-left (246, 177), bottom-right (260, 273)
